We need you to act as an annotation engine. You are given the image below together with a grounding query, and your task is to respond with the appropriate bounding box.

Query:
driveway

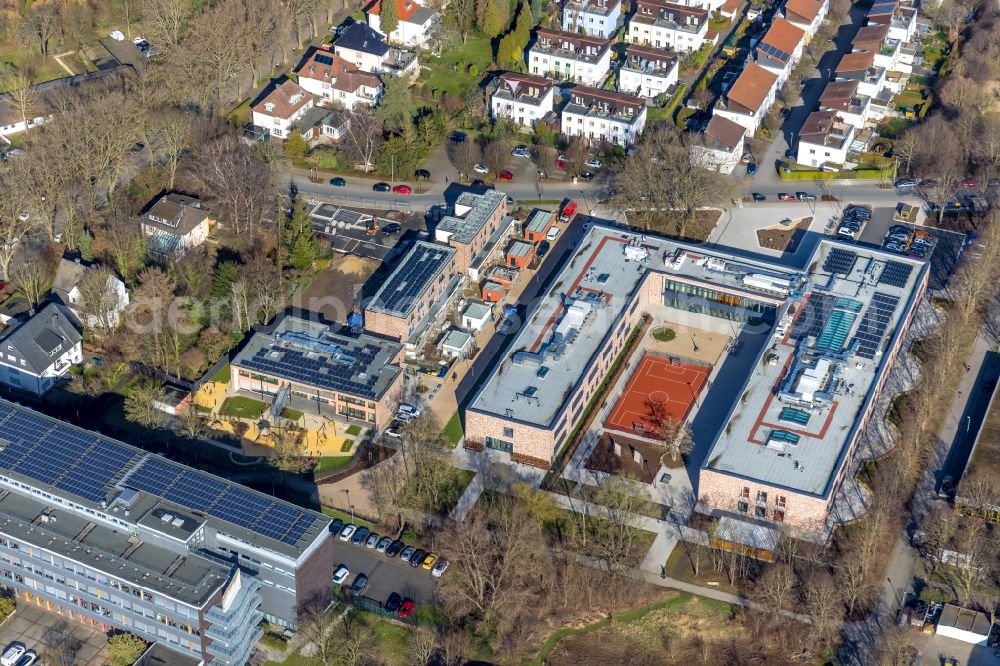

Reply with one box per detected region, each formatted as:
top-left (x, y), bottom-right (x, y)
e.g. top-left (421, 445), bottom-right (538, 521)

top-left (331, 538), bottom-right (439, 608)
top-left (0, 603), bottom-right (108, 666)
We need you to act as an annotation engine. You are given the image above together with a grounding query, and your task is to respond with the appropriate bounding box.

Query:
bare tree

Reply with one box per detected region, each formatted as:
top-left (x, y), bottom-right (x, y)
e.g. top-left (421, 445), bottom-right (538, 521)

top-left (174, 408), bottom-right (207, 439)
top-left (78, 265), bottom-right (123, 334)
top-left (752, 563), bottom-right (797, 614)
top-left (481, 139), bottom-right (510, 175)
top-left (589, 474), bottom-right (656, 571)
top-left (802, 571), bottom-right (841, 644)
top-left (125, 380), bottom-right (169, 430)
top-left (152, 109), bottom-right (194, 189)
top-left (193, 133), bottom-right (275, 236)
top-left (0, 180), bottom-right (36, 281)
top-left (145, 0), bottom-right (194, 46)
top-left (13, 262), bottom-right (51, 310)
top-left (1, 69), bottom-right (39, 133)
top-left (448, 139), bottom-right (480, 179)
top-left (18, 5), bottom-right (59, 55)
top-left (566, 136), bottom-right (588, 176)
top-left (341, 111), bottom-right (384, 173)
top-left (296, 592), bottom-right (336, 665)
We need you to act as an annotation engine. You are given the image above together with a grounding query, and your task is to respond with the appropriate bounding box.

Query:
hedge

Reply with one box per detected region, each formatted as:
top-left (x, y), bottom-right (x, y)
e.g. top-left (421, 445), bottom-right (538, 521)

top-left (777, 167), bottom-right (891, 181)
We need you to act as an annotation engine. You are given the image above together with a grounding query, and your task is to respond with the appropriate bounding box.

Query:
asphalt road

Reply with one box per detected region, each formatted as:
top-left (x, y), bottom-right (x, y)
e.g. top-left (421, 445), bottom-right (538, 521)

top-left (330, 537), bottom-right (439, 608)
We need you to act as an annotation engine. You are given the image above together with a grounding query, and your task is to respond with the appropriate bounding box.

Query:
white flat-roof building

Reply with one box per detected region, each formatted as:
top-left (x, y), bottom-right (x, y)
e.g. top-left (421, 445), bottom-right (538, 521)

top-left (562, 0), bottom-right (623, 38)
top-left (462, 301), bottom-right (492, 331)
top-left (627, 0), bottom-right (709, 53)
top-left (528, 28), bottom-right (613, 86)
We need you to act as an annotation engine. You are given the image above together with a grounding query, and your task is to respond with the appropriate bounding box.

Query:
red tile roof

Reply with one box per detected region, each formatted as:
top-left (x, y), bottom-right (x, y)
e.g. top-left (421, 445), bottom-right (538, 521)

top-left (836, 50), bottom-right (876, 73)
top-left (726, 63), bottom-right (778, 113)
top-left (760, 19), bottom-right (805, 58)
top-left (366, 0), bottom-right (421, 21)
top-left (296, 48), bottom-right (381, 94)
top-left (784, 0), bottom-right (823, 23)
top-left (252, 80), bottom-right (311, 119)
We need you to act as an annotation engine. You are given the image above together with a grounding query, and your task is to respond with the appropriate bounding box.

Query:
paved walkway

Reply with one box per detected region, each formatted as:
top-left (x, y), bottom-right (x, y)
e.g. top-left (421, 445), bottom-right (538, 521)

top-left (448, 471), bottom-right (484, 522)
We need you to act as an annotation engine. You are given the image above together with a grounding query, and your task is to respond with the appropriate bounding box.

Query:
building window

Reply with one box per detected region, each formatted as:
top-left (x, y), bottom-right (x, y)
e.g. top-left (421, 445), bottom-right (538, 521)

top-left (485, 437), bottom-right (513, 453)
top-left (756, 490), bottom-right (767, 503)
top-left (737, 501), bottom-right (748, 513)
top-left (502, 427), bottom-right (514, 438)
top-left (775, 495), bottom-right (786, 508)
top-left (754, 506), bottom-right (766, 518)
top-left (740, 486), bottom-right (750, 498)
top-left (774, 509), bottom-right (785, 522)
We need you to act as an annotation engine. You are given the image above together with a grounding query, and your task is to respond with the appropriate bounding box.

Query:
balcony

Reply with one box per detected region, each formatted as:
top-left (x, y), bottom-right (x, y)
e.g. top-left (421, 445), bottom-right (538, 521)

top-left (206, 625), bottom-right (262, 666)
top-left (493, 88), bottom-right (547, 107)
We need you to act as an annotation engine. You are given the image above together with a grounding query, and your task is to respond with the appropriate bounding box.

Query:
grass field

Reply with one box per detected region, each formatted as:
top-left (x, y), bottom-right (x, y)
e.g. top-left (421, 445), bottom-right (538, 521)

top-left (313, 455), bottom-right (354, 478)
top-left (264, 609), bottom-right (411, 666)
top-left (210, 364), bottom-right (232, 384)
top-left (0, 45), bottom-right (68, 93)
top-left (442, 411), bottom-right (464, 447)
top-left (419, 34), bottom-right (492, 101)
top-left (219, 396), bottom-right (267, 419)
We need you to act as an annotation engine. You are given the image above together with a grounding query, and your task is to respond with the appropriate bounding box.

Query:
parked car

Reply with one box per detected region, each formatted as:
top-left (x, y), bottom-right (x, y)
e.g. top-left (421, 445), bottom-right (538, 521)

top-left (473, 163), bottom-right (489, 174)
top-left (497, 170), bottom-right (514, 180)
top-left (333, 565), bottom-right (350, 585)
top-left (15, 651), bottom-right (36, 666)
top-left (422, 553), bottom-right (437, 570)
top-left (109, 30), bottom-right (125, 41)
top-left (398, 599), bottom-right (415, 619)
top-left (450, 131), bottom-right (467, 143)
top-left (796, 192), bottom-right (816, 201)
top-left (386, 540), bottom-right (405, 557)
top-left (1, 644), bottom-right (25, 666)
top-left (585, 158), bottom-right (602, 169)
top-left (381, 222), bottom-right (402, 235)
top-left (339, 524), bottom-right (356, 541)
top-left (895, 177), bottom-right (918, 188)
top-left (751, 192), bottom-right (766, 202)
top-left (746, 163), bottom-right (757, 177)
top-left (778, 192), bottom-right (796, 202)
top-left (741, 152), bottom-right (753, 163)
top-left (351, 573), bottom-right (369, 595)
top-left (556, 159), bottom-right (567, 169)
top-left (366, 533), bottom-right (380, 548)
top-left (329, 177), bottom-right (346, 187)
top-left (961, 177), bottom-right (978, 189)
top-left (329, 518), bottom-right (344, 534)
top-left (536, 240), bottom-right (551, 258)
top-left (546, 226), bottom-right (560, 241)
top-left (400, 546), bottom-right (416, 563)
top-left (398, 403), bottom-right (420, 419)
top-left (431, 558), bottom-right (450, 577)
top-left (884, 241), bottom-right (907, 253)
top-left (351, 526), bottom-right (369, 545)
top-left (512, 147), bottom-right (531, 158)
top-left (372, 182), bottom-right (391, 192)
top-left (385, 592), bottom-right (403, 614)
top-left (392, 184), bottom-right (412, 194)
top-left (414, 169), bottom-right (430, 179)
top-left (409, 549), bottom-right (427, 567)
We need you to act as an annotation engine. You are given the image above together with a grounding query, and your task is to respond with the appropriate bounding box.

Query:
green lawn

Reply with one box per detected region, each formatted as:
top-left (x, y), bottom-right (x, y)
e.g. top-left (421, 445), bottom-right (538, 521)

top-left (210, 364), bottom-right (232, 384)
top-left (344, 424), bottom-right (362, 436)
top-left (226, 98), bottom-right (253, 128)
top-left (320, 506), bottom-right (376, 529)
top-left (313, 455), bottom-right (354, 478)
top-left (419, 34), bottom-right (492, 101)
top-left (218, 396), bottom-right (267, 419)
top-left (0, 46), bottom-right (68, 93)
top-left (339, 439), bottom-right (354, 452)
top-left (442, 411), bottom-right (464, 447)
top-left (280, 407), bottom-right (303, 422)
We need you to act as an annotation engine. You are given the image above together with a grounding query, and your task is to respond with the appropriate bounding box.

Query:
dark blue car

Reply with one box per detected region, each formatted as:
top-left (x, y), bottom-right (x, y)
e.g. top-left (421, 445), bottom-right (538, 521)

top-left (747, 163), bottom-right (758, 177)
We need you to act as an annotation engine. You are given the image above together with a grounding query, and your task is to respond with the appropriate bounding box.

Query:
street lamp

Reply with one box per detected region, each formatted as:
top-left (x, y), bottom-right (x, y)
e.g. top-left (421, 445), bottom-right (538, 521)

top-left (342, 489), bottom-right (351, 521)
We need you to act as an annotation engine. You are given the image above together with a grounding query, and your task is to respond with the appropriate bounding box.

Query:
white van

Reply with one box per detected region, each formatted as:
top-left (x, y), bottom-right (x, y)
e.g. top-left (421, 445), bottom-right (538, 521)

top-left (546, 226), bottom-right (560, 241)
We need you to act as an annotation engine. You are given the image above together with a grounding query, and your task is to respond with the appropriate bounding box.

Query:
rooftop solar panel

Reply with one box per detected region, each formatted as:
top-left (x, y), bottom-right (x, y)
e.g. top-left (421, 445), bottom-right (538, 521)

top-left (822, 248), bottom-right (857, 275)
top-left (879, 260), bottom-right (913, 288)
top-left (852, 292), bottom-right (899, 359)
top-left (759, 41), bottom-right (791, 63)
top-left (368, 243), bottom-right (455, 317)
top-left (315, 54), bottom-right (333, 66)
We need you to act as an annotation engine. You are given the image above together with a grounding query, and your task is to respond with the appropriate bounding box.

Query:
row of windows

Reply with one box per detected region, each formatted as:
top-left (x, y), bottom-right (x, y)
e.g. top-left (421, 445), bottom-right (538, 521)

top-left (739, 487), bottom-right (787, 507)
top-left (735, 502), bottom-right (785, 522)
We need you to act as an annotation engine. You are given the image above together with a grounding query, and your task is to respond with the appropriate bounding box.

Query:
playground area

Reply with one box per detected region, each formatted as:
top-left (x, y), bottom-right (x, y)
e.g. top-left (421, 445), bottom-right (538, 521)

top-left (603, 351), bottom-right (710, 439)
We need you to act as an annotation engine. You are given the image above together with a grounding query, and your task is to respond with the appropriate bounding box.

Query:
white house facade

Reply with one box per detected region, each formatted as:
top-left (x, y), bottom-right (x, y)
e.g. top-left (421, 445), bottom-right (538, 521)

top-left (796, 110), bottom-right (855, 167)
top-left (490, 72), bottom-right (556, 129)
top-left (618, 45), bottom-right (679, 98)
top-left (333, 22), bottom-right (419, 79)
top-left (51, 259), bottom-right (129, 331)
top-left (626, 0), bottom-right (709, 53)
top-left (561, 86), bottom-right (647, 146)
top-left (691, 115), bottom-right (746, 174)
top-left (296, 46), bottom-right (383, 110)
top-left (0, 304), bottom-right (82, 395)
top-left (562, 0), bottom-right (623, 39)
top-left (528, 28), bottom-right (612, 86)
top-left (782, 0), bottom-right (828, 41)
top-left (250, 79), bottom-right (314, 141)
top-left (366, 0), bottom-right (441, 47)
top-left (712, 63), bottom-right (779, 134)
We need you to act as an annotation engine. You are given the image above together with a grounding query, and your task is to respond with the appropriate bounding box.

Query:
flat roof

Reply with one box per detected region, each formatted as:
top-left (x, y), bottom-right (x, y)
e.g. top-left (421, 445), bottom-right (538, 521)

top-left (704, 242), bottom-right (926, 496)
top-left (507, 240), bottom-right (534, 258)
top-left (0, 400), bottom-right (330, 560)
top-left (468, 223), bottom-right (802, 429)
top-left (525, 209), bottom-right (555, 234)
top-left (0, 487), bottom-right (229, 607)
top-left (436, 190), bottom-right (507, 245)
top-left (366, 241), bottom-right (456, 317)
top-left (231, 313), bottom-right (402, 401)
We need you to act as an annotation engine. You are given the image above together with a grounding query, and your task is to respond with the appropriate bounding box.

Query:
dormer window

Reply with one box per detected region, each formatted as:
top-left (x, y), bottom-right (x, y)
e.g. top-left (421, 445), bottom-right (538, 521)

top-left (264, 102), bottom-right (275, 112)
top-left (290, 92), bottom-right (303, 104)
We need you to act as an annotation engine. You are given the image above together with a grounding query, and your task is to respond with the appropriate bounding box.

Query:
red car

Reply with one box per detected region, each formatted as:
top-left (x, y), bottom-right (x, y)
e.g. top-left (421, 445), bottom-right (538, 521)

top-left (497, 170), bottom-right (513, 180)
top-left (961, 178), bottom-right (978, 189)
top-left (777, 192), bottom-right (796, 201)
top-left (397, 599), bottom-right (415, 619)
top-left (392, 184), bottom-right (412, 194)
top-left (556, 159), bottom-right (567, 169)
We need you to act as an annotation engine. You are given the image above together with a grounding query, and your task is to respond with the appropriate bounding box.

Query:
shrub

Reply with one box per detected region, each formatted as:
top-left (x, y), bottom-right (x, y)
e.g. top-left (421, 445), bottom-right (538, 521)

top-left (107, 633), bottom-right (146, 666)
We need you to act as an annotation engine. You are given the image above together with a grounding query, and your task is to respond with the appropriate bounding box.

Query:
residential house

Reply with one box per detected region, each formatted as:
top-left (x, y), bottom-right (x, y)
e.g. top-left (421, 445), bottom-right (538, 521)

top-left (365, 0), bottom-right (441, 47)
top-left (835, 50), bottom-right (888, 98)
top-left (434, 189), bottom-right (510, 275)
top-left (853, 24), bottom-right (905, 72)
top-left (0, 68), bottom-right (127, 138)
top-left (51, 259), bottom-right (129, 330)
top-left (0, 303), bottom-right (82, 395)
top-left (505, 240), bottom-right (536, 269)
top-left (250, 79), bottom-right (315, 141)
top-left (867, 0), bottom-right (917, 42)
top-left (333, 22), bottom-right (418, 79)
top-left (818, 80), bottom-right (871, 128)
top-left (296, 46), bottom-right (383, 110)
top-left (691, 115), bottom-right (746, 174)
top-left (490, 72), bottom-right (556, 129)
top-left (523, 209), bottom-right (556, 243)
top-left (561, 85), bottom-right (647, 146)
top-left (754, 19), bottom-right (805, 85)
top-left (618, 45), bottom-right (679, 98)
top-left (713, 63), bottom-right (779, 134)
top-left (320, 110), bottom-right (351, 142)
top-left (782, 0), bottom-right (828, 41)
top-left (627, 0), bottom-right (709, 52)
top-left (795, 109), bottom-right (855, 167)
top-left (528, 28), bottom-right (613, 86)
top-left (140, 193), bottom-right (214, 259)
top-left (562, 0), bottom-right (623, 38)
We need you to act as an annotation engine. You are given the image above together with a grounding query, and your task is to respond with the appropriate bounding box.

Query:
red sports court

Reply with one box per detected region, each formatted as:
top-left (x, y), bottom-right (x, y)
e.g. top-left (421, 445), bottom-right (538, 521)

top-left (604, 352), bottom-right (710, 438)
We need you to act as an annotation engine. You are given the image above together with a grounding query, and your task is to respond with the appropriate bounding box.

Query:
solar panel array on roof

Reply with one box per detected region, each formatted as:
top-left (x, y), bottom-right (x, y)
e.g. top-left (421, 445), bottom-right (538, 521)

top-left (822, 248), bottom-right (857, 275)
top-left (759, 41), bottom-right (791, 63)
top-left (370, 244), bottom-right (453, 316)
top-left (240, 340), bottom-right (383, 398)
top-left (315, 54), bottom-right (334, 66)
top-left (0, 404), bottom-right (142, 503)
top-left (792, 293), bottom-right (834, 340)
top-left (852, 292), bottom-right (899, 359)
top-left (879, 260), bottom-right (913, 288)
top-left (126, 456), bottom-right (317, 546)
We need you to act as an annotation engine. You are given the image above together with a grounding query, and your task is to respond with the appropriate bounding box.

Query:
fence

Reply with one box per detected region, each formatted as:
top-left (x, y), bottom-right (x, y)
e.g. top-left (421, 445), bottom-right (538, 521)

top-left (308, 194), bottom-right (413, 212)
top-left (350, 594), bottom-right (419, 626)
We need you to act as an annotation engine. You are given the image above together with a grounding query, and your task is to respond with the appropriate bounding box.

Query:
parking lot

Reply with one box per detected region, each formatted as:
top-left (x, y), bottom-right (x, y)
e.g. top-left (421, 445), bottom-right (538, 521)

top-left (331, 537), bottom-right (439, 609)
top-left (0, 602), bottom-right (108, 666)
top-left (910, 632), bottom-right (1000, 666)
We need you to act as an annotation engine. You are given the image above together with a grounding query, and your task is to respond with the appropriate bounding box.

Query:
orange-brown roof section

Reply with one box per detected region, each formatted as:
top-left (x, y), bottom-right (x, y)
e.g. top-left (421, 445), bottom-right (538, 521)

top-left (760, 18), bottom-right (805, 56)
top-left (367, 0), bottom-right (420, 21)
top-left (727, 63), bottom-right (778, 113)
